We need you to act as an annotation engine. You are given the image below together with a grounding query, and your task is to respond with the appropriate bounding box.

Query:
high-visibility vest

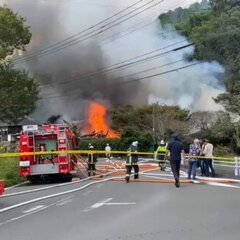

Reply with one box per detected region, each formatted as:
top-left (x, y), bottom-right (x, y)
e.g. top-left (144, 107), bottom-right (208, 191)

top-left (156, 145), bottom-right (167, 153)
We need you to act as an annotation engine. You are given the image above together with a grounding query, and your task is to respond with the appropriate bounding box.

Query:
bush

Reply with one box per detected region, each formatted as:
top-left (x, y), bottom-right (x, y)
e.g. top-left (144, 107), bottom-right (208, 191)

top-left (0, 157), bottom-right (25, 187)
top-left (78, 134), bottom-right (154, 153)
top-left (213, 145), bottom-right (235, 157)
top-left (78, 138), bottom-right (122, 151)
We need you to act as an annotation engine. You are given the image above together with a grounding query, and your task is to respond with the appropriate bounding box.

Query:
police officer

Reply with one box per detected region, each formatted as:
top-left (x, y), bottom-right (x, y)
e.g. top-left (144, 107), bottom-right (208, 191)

top-left (88, 144), bottom-right (97, 177)
top-left (155, 140), bottom-right (167, 171)
top-left (125, 141), bottom-right (139, 183)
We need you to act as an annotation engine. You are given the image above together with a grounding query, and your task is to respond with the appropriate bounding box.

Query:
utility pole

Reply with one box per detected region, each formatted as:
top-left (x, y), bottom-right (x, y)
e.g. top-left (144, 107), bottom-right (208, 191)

top-left (152, 104), bottom-right (155, 152)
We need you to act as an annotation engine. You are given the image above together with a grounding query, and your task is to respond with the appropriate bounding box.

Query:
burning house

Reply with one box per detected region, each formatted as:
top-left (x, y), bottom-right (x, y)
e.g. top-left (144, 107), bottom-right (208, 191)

top-left (81, 102), bottom-right (119, 139)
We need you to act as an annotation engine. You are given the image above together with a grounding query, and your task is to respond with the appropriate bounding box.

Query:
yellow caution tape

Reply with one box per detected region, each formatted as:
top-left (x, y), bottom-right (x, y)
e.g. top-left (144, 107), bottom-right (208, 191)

top-left (0, 150), bottom-right (154, 158)
top-left (0, 150), bottom-right (237, 161)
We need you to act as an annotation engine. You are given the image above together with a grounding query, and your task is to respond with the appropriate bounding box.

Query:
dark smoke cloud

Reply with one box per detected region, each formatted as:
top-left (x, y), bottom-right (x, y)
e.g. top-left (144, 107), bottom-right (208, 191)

top-left (3, 0), bottom-right (142, 123)
top-left (1, 0), bottom-right (225, 123)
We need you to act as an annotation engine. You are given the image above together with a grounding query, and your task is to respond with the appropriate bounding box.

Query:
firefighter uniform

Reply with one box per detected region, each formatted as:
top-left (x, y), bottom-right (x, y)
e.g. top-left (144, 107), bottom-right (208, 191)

top-left (155, 141), bottom-right (167, 171)
top-left (88, 145), bottom-right (97, 176)
top-left (125, 142), bottom-right (139, 183)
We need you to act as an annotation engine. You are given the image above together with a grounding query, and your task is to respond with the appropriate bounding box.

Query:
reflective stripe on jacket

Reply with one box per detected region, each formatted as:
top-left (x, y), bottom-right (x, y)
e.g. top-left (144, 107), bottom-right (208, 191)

top-left (126, 145), bottom-right (138, 166)
top-left (126, 155), bottom-right (138, 166)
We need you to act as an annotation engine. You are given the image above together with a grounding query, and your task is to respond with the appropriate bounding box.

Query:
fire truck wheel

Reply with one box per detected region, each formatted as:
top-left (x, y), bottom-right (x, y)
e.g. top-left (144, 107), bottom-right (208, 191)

top-left (64, 174), bottom-right (72, 182)
top-left (27, 176), bottom-right (40, 184)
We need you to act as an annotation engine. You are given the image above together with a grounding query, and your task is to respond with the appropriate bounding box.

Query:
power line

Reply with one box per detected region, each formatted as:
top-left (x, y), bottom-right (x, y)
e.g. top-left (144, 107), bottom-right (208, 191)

top-left (118, 62), bottom-right (201, 85)
top-left (14, 0), bottom-right (145, 61)
top-left (39, 40), bottom-right (189, 89)
top-left (41, 58), bottom-right (185, 96)
top-left (20, 0), bottom-right (165, 62)
top-left (14, 0), bottom-right (165, 63)
top-left (101, 0), bottom-right (192, 44)
top-left (39, 61), bottom-right (201, 100)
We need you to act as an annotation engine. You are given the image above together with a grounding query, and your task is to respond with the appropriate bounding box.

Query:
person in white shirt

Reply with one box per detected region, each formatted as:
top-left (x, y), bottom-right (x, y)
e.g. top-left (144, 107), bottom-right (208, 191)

top-left (105, 143), bottom-right (111, 162)
top-left (202, 139), bottom-right (215, 177)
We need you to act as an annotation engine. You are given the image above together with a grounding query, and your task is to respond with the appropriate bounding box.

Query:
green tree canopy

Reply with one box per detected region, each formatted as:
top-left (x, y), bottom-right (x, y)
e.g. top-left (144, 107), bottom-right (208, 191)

top-left (159, 0), bottom-right (240, 116)
top-left (110, 104), bottom-right (190, 144)
top-left (0, 7), bottom-right (31, 59)
top-left (0, 64), bottom-right (38, 124)
top-left (0, 6), bottom-right (38, 124)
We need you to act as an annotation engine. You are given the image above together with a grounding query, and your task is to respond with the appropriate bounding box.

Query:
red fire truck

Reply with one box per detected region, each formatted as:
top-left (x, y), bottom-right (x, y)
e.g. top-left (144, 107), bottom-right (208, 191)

top-left (0, 180), bottom-right (4, 196)
top-left (19, 124), bottom-right (77, 183)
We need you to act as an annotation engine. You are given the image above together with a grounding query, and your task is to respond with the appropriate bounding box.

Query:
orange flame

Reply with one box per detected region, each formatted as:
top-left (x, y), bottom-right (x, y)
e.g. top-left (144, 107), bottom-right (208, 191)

top-left (84, 102), bottom-right (119, 138)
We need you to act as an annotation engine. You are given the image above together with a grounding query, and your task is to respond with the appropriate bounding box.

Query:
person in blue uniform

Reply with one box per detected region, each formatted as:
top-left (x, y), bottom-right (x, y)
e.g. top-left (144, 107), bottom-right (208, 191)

top-left (166, 133), bottom-right (185, 188)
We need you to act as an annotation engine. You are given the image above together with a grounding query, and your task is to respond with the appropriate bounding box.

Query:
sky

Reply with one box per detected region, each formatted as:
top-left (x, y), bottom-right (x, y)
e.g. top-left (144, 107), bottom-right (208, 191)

top-left (0, 0), bottom-right (225, 122)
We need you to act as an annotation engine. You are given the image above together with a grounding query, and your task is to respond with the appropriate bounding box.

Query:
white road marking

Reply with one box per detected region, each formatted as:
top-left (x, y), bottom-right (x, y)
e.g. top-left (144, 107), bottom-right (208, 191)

top-left (83, 198), bottom-right (136, 212)
top-left (0, 196), bottom-right (74, 227)
top-left (2, 179), bottom-right (83, 198)
top-left (55, 199), bottom-right (72, 206)
top-left (104, 202), bottom-right (136, 206)
top-left (0, 197), bottom-right (72, 227)
top-left (23, 205), bottom-right (45, 214)
top-left (82, 198), bottom-right (112, 212)
top-left (144, 175), bottom-right (172, 180)
top-left (1, 166), bottom-right (239, 215)
top-left (206, 182), bottom-right (240, 189)
top-left (5, 181), bottom-right (29, 190)
top-left (2, 169), bottom-right (117, 199)
top-left (90, 198), bottom-right (113, 209)
top-left (142, 173), bottom-right (174, 177)
top-left (0, 173), bottom-right (122, 214)
top-left (55, 195), bottom-right (74, 206)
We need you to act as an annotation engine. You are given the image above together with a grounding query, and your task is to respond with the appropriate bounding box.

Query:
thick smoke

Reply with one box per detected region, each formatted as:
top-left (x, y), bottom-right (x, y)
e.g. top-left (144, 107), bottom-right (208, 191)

top-left (1, 0), bottom-right (225, 123)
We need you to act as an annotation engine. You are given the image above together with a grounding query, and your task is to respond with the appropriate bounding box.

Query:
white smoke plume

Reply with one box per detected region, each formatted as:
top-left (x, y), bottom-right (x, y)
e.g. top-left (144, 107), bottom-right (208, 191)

top-left (1, 0), bottom-right (225, 122)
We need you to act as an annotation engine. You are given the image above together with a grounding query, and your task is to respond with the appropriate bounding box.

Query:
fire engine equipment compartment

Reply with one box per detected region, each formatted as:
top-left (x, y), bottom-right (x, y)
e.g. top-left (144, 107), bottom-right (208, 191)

top-left (19, 124), bottom-right (77, 183)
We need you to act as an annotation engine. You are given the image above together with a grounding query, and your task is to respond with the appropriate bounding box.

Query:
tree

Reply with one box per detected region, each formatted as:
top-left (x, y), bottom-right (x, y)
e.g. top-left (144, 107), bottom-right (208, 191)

top-left (159, 1), bottom-right (240, 116)
top-left (0, 64), bottom-right (38, 124)
top-left (210, 0), bottom-right (240, 14)
top-left (188, 111), bottom-right (225, 133)
top-left (110, 104), bottom-right (189, 144)
top-left (0, 7), bottom-right (31, 59)
top-left (0, 7), bottom-right (38, 124)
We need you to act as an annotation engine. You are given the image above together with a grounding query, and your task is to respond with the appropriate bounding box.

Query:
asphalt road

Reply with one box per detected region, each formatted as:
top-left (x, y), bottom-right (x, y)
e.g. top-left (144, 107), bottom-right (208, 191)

top-left (0, 166), bottom-right (240, 240)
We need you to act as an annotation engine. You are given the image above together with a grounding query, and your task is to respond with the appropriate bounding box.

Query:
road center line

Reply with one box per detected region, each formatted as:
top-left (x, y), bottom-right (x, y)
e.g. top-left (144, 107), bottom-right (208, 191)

top-left (56, 199), bottom-right (72, 206)
top-left (0, 196), bottom-right (75, 227)
top-left (23, 205), bottom-right (45, 214)
top-left (103, 202), bottom-right (136, 206)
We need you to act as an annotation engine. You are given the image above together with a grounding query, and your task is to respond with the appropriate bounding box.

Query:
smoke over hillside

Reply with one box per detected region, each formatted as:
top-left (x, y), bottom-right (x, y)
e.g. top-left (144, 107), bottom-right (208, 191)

top-left (1, 0), bottom-right (225, 122)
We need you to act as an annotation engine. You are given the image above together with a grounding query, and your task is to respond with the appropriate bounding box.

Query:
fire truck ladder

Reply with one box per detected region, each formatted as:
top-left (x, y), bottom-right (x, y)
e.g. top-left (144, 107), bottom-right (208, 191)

top-left (26, 131), bottom-right (36, 162)
top-left (71, 156), bottom-right (88, 178)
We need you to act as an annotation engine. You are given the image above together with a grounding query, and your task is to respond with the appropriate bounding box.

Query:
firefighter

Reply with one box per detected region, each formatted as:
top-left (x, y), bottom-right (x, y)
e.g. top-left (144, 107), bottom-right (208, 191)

top-left (87, 144), bottom-right (97, 177)
top-left (39, 145), bottom-right (46, 164)
top-left (125, 141), bottom-right (139, 183)
top-left (105, 143), bottom-right (111, 162)
top-left (155, 140), bottom-right (167, 171)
